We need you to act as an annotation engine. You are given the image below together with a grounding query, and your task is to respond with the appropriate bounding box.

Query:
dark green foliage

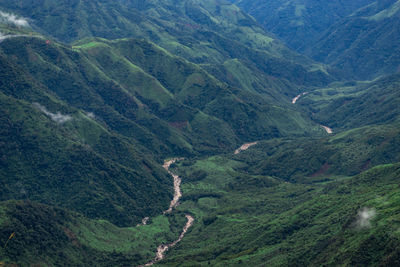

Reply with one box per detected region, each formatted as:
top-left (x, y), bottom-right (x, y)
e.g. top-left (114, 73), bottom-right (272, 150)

top-left (305, 0), bottom-right (400, 79)
top-left (0, 200), bottom-right (173, 266)
top-left (163, 157), bottom-right (400, 266)
top-left (0, 1), bottom-right (399, 266)
top-left (299, 74), bottom-right (400, 129)
top-left (231, 0), bottom-right (376, 51)
top-left (0, 93), bottom-right (172, 226)
top-left (233, 0), bottom-right (400, 79)
top-left (234, 124), bottom-right (400, 182)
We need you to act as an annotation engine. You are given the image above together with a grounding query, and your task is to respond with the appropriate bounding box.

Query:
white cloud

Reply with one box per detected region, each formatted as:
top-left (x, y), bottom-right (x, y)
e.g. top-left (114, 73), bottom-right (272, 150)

top-left (355, 207), bottom-right (376, 229)
top-left (86, 112), bottom-right (96, 119)
top-left (33, 103), bottom-right (73, 124)
top-left (0, 11), bottom-right (29, 27)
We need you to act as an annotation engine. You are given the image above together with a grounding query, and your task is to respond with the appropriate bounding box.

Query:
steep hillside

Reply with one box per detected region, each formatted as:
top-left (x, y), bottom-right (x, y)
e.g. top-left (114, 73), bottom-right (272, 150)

top-left (0, 200), bottom-right (187, 266)
top-left (1, 1), bottom-right (399, 266)
top-left (162, 150), bottom-right (400, 266)
top-left (231, 0), bottom-right (375, 51)
top-left (0, 77), bottom-right (173, 227)
top-left (306, 0), bottom-right (400, 79)
top-left (233, 0), bottom-right (400, 79)
top-left (0, 27), bottom-right (328, 224)
top-left (0, 0), bottom-right (334, 90)
top-left (298, 73), bottom-right (400, 129)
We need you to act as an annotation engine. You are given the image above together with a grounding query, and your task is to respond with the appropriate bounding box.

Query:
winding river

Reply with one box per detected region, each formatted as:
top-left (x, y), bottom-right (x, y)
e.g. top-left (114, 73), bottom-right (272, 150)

top-left (139, 159), bottom-right (194, 267)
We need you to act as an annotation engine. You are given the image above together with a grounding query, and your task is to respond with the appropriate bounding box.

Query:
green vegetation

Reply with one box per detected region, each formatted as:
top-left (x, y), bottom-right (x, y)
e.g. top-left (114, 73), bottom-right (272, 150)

top-left (231, 0), bottom-right (376, 52)
top-left (0, 0), bottom-right (399, 266)
top-left (305, 0), bottom-right (400, 79)
top-left (0, 201), bottom-right (186, 266)
top-left (162, 154), bottom-right (400, 266)
top-left (298, 74), bottom-right (400, 129)
top-left (234, 0), bottom-right (400, 79)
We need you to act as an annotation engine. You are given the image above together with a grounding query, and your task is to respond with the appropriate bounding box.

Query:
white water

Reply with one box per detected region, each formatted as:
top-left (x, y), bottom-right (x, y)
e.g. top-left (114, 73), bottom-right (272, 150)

top-left (292, 92), bottom-right (308, 104)
top-left (162, 158), bottom-right (184, 213)
top-left (137, 217), bottom-right (149, 226)
top-left (140, 215), bottom-right (194, 267)
top-left (321, 125), bottom-right (333, 134)
top-left (234, 142), bottom-right (258, 154)
top-left (138, 158), bottom-right (194, 266)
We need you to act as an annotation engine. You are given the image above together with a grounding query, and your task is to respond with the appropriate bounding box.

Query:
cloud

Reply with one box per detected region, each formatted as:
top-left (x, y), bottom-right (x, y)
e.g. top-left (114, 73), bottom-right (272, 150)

top-left (86, 112), bottom-right (96, 119)
top-left (33, 103), bottom-right (73, 124)
top-left (355, 207), bottom-right (376, 229)
top-left (0, 11), bottom-right (29, 27)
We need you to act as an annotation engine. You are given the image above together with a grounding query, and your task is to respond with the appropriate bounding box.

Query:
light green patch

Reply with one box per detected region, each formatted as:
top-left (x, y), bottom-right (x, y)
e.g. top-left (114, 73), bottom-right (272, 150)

top-left (72, 41), bottom-right (105, 50)
top-left (223, 59), bottom-right (258, 92)
top-left (74, 215), bottom-right (177, 253)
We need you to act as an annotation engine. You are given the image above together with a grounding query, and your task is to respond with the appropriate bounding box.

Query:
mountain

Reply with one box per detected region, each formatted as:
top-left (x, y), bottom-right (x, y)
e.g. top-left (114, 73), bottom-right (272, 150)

top-left (230, 0), bottom-right (376, 51)
top-left (1, 0), bottom-right (400, 266)
top-left (233, 0), bottom-right (400, 79)
top-left (306, 0), bottom-right (400, 79)
top-left (0, 21), bottom-right (325, 227)
top-left (298, 73), bottom-right (400, 129)
top-left (0, 0), bottom-right (335, 88)
top-left (162, 145), bottom-right (400, 266)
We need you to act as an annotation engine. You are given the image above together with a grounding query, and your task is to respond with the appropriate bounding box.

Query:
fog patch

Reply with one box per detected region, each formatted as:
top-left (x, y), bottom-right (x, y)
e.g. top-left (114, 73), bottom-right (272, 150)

top-left (0, 11), bottom-right (29, 27)
top-left (354, 207), bottom-right (376, 229)
top-left (33, 103), bottom-right (72, 124)
top-left (86, 112), bottom-right (96, 119)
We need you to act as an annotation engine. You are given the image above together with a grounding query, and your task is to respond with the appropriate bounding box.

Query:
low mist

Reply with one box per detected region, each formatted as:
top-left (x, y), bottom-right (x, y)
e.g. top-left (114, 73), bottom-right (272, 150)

top-left (355, 207), bottom-right (376, 229)
top-left (0, 11), bottom-right (29, 27)
top-left (33, 103), bottom-right (72, 124)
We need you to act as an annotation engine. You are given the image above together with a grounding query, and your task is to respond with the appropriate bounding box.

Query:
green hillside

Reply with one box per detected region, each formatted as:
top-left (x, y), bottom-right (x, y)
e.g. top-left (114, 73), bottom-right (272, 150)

top-left (298, 73), bottom-right (400, 129)
top-left (163, 148), bottom-right (400, 266)
top-left (306, 0), bottom-right (400, 79)
top-left (0, 0), bottom-right (399, 266)
top-left (231, 0), bottom-right (375, 51)
top-left (0, 0), bottom-right (335, 89)
top-left (233, 0), bottom-right (400, 79)
top-left (0, 27), bottom-right (325, 226)
top-left (0, 200), bottom-right (187, 266)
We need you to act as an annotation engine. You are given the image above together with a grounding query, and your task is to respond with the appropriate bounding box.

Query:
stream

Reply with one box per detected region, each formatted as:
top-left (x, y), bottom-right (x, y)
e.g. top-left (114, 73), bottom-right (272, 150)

top-left (234, 142), bottom-right (258, 154)
top-left (321, 125), bottom-right (333, 134)
top-left (139, 159), bottom-right (194, 267)
top-left (292, 92), bottom-right (308, 104)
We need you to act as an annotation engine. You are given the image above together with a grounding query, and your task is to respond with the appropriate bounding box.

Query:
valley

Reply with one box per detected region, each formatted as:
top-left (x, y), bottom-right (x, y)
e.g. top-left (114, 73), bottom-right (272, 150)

top-left (140, 159), bottom-right (194, 266)
top-left (0, 0), bottom-right (399, 266)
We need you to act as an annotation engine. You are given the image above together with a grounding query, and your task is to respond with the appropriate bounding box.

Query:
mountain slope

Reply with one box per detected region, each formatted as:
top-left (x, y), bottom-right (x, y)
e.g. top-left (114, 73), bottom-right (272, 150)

top-left (305, 0), bottom-right (400, 79)
top-left (0, 28), bottom-right (328, 226)
top-left (298, 73), bottom-right (400, 129)
top-left (1, 1), bottom-right (399, 266)
top-left (233, 0), bottom-right (400, 79)
top-left (0, 86), bottom-right (173, 227)
top-left (161, 151), bottom-right (400, 266)
top-left (0, 200), bottom-right (187, 266)
top-left (0, 0), bottom-right (335, 90)
top-left (231, 0), bottom-right (375, 51)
